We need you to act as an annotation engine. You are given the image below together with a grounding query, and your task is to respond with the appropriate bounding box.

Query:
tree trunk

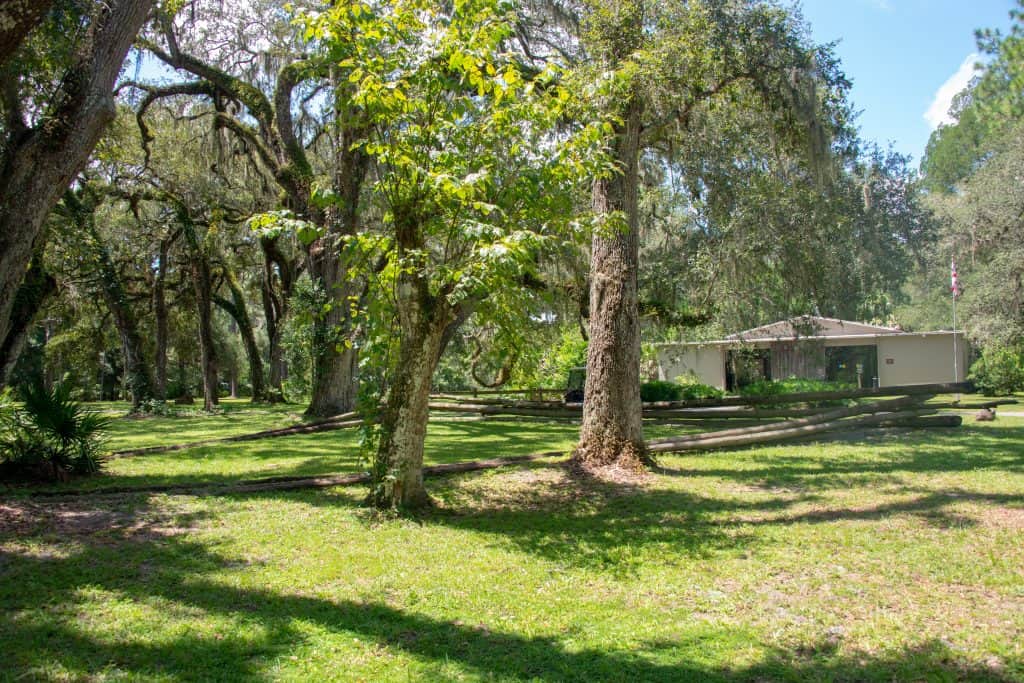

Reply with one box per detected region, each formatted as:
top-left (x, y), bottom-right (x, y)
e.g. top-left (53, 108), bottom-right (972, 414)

top-left (304, 233), bottom-right (358, 416)
top-left (215, 268), bottom-right (266, 402)
top-left (193, 261), bottom-right (219, 411)
top-left (0, 0), bottom-right (153, 365)
top-left (370, 293), bottom-right (447, 509)
top-left (153, 237), bottom-right (170, 399)
top-left (93, 240), bottom-right (155, 412)
top-left (183, 222), bottom-right (219, 411)
top-left (260, 235), bottom-right (294, 401)
top-left (0, 252), bottom-right (55, 385)
top-left (370, 210), bottom-right (454, 509)
top-left (573, 96), bottom-right (647, 472)
top-left (304, 135), bottom-right (368, 417)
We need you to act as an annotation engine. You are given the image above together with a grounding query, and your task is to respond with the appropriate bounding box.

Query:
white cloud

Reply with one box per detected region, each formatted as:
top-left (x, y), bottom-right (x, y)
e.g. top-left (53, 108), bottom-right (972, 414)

top-left (924, 53), bottom-right (980, 129)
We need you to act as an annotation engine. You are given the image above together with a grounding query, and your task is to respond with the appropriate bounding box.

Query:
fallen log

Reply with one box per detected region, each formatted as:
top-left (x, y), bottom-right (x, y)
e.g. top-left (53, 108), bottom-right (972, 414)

top-left (430, 402), bottom-right (835, 420)
top-left (111, 414), bottom-right (367, 457)
top-left (32, 451), bottom-right (564, 498)
top-left (648, 407), bottom-right (938, 454)
top-left (930, 399), bottom-right (1018, 410)
top-left (428, 402), bottom-right (582, 418)
top-left (646, 395), bottom-right (930, 449)
top-left (430, 394), bottom-right (564, 407)
top-left (642, 382), bottom-right (971, 410)
top-left (642, 407), bottom-right (828, 419)
top-left (876, 414), bottom-right (963, 428)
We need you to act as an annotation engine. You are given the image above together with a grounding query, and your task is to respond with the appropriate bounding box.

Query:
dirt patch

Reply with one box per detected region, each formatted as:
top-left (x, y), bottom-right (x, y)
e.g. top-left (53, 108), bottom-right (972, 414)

top-left (441, 461), bottom-right (644, 512)
top-left (980, 506), bottom-right (1024, 530)
top-left (0, 498), bottom-right (202, 543)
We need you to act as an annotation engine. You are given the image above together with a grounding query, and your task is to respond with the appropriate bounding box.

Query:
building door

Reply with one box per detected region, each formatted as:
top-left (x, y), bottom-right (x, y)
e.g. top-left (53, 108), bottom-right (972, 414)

top-left (825, 345), bottom-right (878, 387)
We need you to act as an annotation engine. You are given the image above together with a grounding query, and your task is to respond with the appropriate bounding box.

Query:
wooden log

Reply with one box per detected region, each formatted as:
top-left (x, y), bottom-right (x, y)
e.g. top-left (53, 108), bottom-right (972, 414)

top-left (111, 413), bottom-right (367, 457)
top-left (929, 399), bottom-right (1018, 410)
top-left (647, 395), bottom-right (930, 449)
top-left (432, 388), bottom-right (566, 396)
top-left (430, 394), bottom-right (566, 408)
top-left (428, 402), bottom-right (582, 418)
top-left (642, 407), bottom-right (828, 419)
top-left (648, 406), bottom-right (938, 454)
top-left (876, 414), bottom-right (963, 428)
top-left (643, 382), bottom-right (971, 410)
top-left (428, 402), bottom-right (836, 420)
top-left (36, 451), bottom-right (565, 498)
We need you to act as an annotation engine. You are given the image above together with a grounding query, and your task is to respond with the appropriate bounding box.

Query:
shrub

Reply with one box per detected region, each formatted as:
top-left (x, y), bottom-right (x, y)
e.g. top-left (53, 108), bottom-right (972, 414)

top-left (640, 380), bottom-right (723, 402)
top-left (737, 378), bottom-right (854, 397)
top-left (640, 380), bottom-right (682, 402)
top-left (138, 398), bottom-right (173, 416)
top-left (969, 345), bottom-right (1024, 396)
top-left (674, 376), bottom-right (725, 400)
top-left (0, 382), bottom-right (110, 481)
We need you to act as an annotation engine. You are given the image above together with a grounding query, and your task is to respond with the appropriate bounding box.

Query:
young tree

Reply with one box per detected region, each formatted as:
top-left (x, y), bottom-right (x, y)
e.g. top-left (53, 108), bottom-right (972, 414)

top-left (303, 0), bottom-right (591, 508)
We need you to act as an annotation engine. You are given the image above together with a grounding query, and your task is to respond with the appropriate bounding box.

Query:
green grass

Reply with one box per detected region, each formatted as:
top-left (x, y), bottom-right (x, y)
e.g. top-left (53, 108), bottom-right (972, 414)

top-left (98, 399), bottom-right (308, 451)
top-left (2, 409), bottom-right (1023, 681)
top-left (12, 404), bottom-right (705, 493)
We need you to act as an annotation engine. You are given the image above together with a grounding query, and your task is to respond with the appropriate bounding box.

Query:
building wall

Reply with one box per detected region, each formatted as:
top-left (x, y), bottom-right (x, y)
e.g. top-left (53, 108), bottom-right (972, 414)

top-left (875, 333), bottom-right (969, 386)
top-left (656, 345), bottom-right (726, 389)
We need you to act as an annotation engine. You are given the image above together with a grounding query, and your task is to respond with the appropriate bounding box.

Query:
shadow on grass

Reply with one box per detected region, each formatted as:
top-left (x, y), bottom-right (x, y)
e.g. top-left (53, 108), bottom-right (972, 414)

top-left (1, 521), bottom-right (1016, 682)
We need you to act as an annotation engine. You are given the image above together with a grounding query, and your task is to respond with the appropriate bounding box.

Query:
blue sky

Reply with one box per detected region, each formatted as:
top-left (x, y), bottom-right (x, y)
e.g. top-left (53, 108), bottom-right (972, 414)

top-left (798, 0), bottom-right (1016, 166)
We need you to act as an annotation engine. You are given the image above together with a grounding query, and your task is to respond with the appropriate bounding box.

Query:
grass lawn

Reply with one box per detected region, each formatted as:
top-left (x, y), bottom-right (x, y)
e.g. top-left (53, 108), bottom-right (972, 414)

top-left (1, 406), bottom-right (1023, 681)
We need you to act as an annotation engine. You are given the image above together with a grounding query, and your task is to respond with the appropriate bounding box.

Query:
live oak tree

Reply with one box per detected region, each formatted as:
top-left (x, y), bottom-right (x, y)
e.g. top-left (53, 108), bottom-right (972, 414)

top-left (134, 0), bottom-right (368, 415)
top-left (0, 0), bottom-right (154, 386)
top-left (572, 0), bottom-right (837, 472)
top-left (54, 186), bottom-right (158, 411)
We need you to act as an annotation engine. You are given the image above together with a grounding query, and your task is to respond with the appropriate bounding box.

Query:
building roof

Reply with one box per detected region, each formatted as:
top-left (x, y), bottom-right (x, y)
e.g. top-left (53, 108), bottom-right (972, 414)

top-left (655, 328), bottom-right (962, 349)
top-left (725, 316), bottom-right (900, 341)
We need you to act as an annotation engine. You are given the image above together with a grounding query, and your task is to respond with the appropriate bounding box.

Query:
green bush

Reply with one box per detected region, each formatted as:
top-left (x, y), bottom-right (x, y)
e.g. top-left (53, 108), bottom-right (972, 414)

top-left (640, 380), bottom-right (682, 402)
top-left (674, 376), bottom-right (725, 400)
top-left (0, 382), bottom-right (110, 481)
top-left (969, 345), bottom-right (1024, 396)
top-left (640, 380), bottom-right (723, 402)
top-left (737, 378), bottom-right (854, 397)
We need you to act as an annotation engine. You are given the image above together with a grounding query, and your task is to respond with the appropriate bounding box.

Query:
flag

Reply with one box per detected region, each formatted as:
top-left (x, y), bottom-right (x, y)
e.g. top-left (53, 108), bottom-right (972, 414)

top-left (951, 259), bottom-right (960, 298)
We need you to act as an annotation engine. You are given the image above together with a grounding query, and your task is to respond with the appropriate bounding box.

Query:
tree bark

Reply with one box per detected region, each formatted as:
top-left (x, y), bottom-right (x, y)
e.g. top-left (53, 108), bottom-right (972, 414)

top-left (305, 227), bottom-right (359, 416)
top-left (0, 0), bottom-right (153, 368)
top-left (96, 250), bottom-right (154, 411)
top-left (573, 95), bottom-right (647, 471)
top-left (193, 258), bottom-right (219, 411)
top-left (305, 123), bottom-right (368, 418)
top-left (0, 251), bottom-right (55, 385)
top-left (153, 236), bottom-right (170, 399)
top-left (259, 235), bottom-right (295, 401)
top-left (182, 220), bottom-right (218, 411)
top-left (370, 213), bottom-right (456, 509)
top-left (371, 290), bottom-right (448, 509)
top-left (214, 267), bottom-right (266, 402)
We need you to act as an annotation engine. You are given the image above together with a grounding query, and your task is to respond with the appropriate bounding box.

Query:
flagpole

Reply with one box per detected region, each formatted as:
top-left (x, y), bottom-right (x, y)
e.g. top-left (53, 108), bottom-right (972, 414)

top-left (951, 257), bottom-right (960, 399)
top-left (953, 294), bottom-right (958, 381)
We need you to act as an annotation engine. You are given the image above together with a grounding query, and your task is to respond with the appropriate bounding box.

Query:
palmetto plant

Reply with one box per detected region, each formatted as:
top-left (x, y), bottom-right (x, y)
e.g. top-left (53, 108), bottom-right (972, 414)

top-left (0, 383), bottom-right (110, 481)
